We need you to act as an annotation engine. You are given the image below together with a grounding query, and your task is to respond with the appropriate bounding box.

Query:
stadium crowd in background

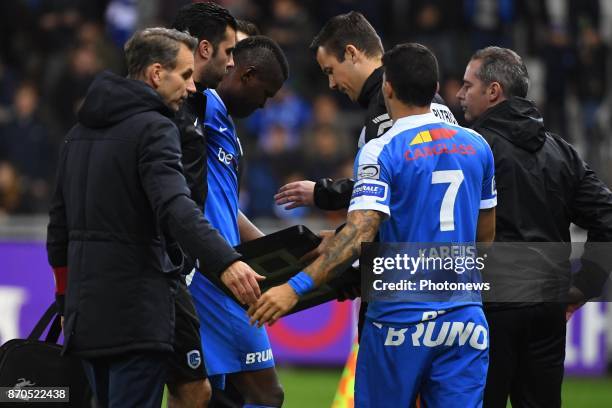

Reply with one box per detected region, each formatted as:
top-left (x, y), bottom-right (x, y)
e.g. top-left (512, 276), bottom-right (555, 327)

top-left (2, 0), bottom-right (612, 219)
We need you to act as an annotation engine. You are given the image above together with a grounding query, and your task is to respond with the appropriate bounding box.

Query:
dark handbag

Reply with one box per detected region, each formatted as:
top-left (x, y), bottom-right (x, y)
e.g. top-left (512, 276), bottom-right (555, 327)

top-left (0, 303), bottom-right (92, 407)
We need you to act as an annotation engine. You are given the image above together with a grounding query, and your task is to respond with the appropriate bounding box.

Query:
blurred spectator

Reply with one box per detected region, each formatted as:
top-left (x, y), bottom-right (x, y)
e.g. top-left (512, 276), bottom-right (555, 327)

top-left (0, 82), bottom-right (53, 212)
top-left (265, 0), bottom-right (315, 93)
top-left (104, 0), bottom-right (138, 48)
top-left (37, 0), bottom-right (84, 54)
top-left (514, 0), bottom-right (549, 55)
top-left (406, 0), bottom-right (466, 78)
top-left (543, 25), bottom-right (574, 138)
top-left (568, 0), bottom-right (600, 39)
top-left (48, 45), bottom-right (101, 133)
top-left (244, 123), bottom-right (304, 218)
top-left (0, 61), bottom-right (17, 123)
top-left (572, 22), bottom-right (608, 170)
top-left (303, 124), bottom-right (351, 182)
top-left (77, 21), bottom-right (124, 74)
top-left (0, 161), bottom-right (22, 215)
top-left (246, 85), bottom-right (312, 150)
top-left (464, 0), bottom-right (516, 50)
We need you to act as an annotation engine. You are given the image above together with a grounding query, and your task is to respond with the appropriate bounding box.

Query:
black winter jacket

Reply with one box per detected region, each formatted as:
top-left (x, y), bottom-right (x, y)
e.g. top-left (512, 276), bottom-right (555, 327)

top-left (472, 97), bottom-right (612, 299)
top-left (46, 72), bottom-right (241, 357)
top-left (313, 66), bottom-right (457, 210)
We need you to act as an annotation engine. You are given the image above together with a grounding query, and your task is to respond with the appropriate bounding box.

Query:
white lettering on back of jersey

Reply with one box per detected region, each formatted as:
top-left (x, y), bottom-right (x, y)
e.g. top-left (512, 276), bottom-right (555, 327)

top-left (431, 103), bottom-right (458, 125)
top-left (383, 321), bottom-right (488, 350)
top-left (384, 327), bottom-right (408, 346)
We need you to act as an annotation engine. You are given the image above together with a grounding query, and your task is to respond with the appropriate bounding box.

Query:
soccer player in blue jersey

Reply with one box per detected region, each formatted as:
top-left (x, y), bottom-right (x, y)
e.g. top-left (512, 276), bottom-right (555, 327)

top-left (249, 43), bottom-right (497, 407)
top-left (187, 36), bottom-right (289, 407)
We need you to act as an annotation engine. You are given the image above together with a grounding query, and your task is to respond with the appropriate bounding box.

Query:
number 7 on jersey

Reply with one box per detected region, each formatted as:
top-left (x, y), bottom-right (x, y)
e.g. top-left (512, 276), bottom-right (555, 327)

top-left (432, 170), bottom-right (464, 232)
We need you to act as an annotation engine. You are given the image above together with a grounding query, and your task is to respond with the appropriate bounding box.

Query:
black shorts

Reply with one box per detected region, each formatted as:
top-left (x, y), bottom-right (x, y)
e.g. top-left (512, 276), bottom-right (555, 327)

top-left (166, 277), bottom-right (207, 384)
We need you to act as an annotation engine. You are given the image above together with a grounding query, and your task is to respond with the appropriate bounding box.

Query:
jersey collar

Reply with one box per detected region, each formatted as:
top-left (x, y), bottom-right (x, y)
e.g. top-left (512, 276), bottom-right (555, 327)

top-left (208, 89), bottom-right (228, 114)
top-left (392, 112), bottom-right (441, 130)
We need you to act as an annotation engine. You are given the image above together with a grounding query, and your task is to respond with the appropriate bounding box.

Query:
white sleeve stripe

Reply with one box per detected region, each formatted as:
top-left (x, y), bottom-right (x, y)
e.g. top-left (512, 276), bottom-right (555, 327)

top-left (480, 197), bottom-right (497, 209)
top-left (348, 202), bottom-right (390, 217)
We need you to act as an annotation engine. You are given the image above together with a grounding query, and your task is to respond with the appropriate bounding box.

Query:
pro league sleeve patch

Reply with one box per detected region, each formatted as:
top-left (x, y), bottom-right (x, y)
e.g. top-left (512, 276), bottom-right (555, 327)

top-left (357, 164), bottom-right (380, 180)
top-left (352, 179), bottom-right (388, 201)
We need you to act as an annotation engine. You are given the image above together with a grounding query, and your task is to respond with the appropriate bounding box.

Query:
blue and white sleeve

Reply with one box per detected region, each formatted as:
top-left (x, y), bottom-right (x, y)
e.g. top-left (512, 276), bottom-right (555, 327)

top-left (348, 141), bottom-right (391, 217)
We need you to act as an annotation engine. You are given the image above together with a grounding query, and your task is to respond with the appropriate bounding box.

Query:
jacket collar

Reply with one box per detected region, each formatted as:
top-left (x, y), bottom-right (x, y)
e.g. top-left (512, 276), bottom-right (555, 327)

top-left (357, 66), bottom-right (383, 109)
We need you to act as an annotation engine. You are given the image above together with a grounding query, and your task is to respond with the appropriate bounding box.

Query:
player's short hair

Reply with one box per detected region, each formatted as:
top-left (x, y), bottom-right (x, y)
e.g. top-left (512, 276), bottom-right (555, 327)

top-left (234, 35), bottom-right (289, 81)
top-left (124, 27), bottom-right (197, 78)
top-left (172, 2), bottom-right (236, 55)
top-left (471, 46), bottom-right (529, 98)
top-left (236, 19), bottom-right (260, 37)
top-left (310, 11), bottom-right (383, 62)
top-left (382, 43), bottom-right (438, 107)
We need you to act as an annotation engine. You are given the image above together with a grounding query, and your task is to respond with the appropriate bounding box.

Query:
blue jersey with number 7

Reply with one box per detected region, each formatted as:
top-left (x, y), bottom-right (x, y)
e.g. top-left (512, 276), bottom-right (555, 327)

top-left (349, 112), bottom-right (496, 323)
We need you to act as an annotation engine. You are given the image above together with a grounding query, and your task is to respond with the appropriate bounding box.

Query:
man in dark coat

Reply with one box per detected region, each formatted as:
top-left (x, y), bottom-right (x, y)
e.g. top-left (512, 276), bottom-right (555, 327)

top-left (456, 46), bottom-right (612, 408)
top-left (46, 27), bottom-right (262, 408)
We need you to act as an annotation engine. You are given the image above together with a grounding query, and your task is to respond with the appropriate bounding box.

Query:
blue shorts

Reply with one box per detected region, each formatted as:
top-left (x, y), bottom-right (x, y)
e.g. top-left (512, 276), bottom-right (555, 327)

top-left (188, 272), bottom-right (274, 388)
top-left (355, 305), bottom-right (488, 408)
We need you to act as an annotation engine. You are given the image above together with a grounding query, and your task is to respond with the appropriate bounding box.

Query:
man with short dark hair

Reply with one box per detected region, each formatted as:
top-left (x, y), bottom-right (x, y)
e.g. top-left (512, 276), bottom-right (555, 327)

top-left (47, 27), bottom-right (260, 408)
top-left (189, 35), bottom-right (289, 407)
top-left (167, 4), bottom-right (267, 407)
top-left (275, 11), bottom-right (458, 212)
top-left (457, 46), bottom-right (612, 408)
top-left (250, 42), bottom-right (496, 407)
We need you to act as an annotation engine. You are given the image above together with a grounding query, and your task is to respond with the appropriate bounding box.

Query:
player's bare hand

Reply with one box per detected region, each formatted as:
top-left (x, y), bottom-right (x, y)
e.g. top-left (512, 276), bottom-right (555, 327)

top-left (275, 181), bottom-right (316, 209)
top-left (221, 261), bottom-right (265, 305)
top-left (248, 284), bottom-right (298, 327)
top-left (300, 229), bottom-right (335, 264)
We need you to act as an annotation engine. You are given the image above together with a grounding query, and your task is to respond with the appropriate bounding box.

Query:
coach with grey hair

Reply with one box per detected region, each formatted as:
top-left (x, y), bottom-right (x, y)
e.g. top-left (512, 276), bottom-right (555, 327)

top-left (457, 46), bottom-right (612, 407)
top-left (46, 27), bottom-right (261, 407)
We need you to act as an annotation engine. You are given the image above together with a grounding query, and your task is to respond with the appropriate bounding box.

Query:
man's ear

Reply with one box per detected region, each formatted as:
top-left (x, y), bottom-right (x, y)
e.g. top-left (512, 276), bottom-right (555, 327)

top-left (240, 66), bottom-right (256, 83)
top-left (488, 82), bottom-right (504, 103)
top-left (198, 39), bottom-right (213, 60)
top-left (147, 63), bottom-right (163, 88)
top-left (345, 44), bottom-right (359, 64)
top-left (383, 79), bottom-right (393, 100)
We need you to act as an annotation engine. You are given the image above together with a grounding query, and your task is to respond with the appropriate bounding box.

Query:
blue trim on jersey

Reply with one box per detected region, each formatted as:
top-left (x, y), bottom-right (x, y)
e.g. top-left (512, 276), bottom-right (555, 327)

top-left (203, 89), bottom-right (240, 246)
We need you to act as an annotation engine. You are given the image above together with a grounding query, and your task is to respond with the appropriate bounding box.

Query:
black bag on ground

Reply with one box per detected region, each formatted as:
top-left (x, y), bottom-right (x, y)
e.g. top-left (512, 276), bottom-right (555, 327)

top-left (0, 303), bottom-right (92, 407)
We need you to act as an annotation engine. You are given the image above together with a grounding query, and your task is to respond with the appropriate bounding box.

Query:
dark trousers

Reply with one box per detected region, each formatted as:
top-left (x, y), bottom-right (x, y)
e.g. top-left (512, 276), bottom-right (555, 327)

top-left (82, 352), bottom-right (168, 408)
top-left (484, 304), bottom-right (566, 408)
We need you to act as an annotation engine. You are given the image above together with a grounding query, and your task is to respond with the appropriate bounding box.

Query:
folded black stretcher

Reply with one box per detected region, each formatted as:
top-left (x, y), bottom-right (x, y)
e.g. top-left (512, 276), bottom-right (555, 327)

top-left (203, 225), bottom-right (360, 315)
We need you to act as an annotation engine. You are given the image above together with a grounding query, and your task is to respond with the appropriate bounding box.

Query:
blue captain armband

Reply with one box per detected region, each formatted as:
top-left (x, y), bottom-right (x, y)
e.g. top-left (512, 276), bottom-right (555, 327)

top-left (287, 271), bottom-right (315, 296)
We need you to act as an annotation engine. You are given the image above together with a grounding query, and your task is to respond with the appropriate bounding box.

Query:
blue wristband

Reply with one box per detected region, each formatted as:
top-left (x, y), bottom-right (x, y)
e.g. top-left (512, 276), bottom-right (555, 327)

top-left (287, 271), bottom-right (315, 296)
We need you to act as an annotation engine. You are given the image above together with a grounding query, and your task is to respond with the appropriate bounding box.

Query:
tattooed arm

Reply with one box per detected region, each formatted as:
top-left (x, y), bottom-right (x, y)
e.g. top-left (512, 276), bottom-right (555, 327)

top-left (247, 210), bottom-right (383, 326)
top-left (303, 210), bottom-right (382, 285)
